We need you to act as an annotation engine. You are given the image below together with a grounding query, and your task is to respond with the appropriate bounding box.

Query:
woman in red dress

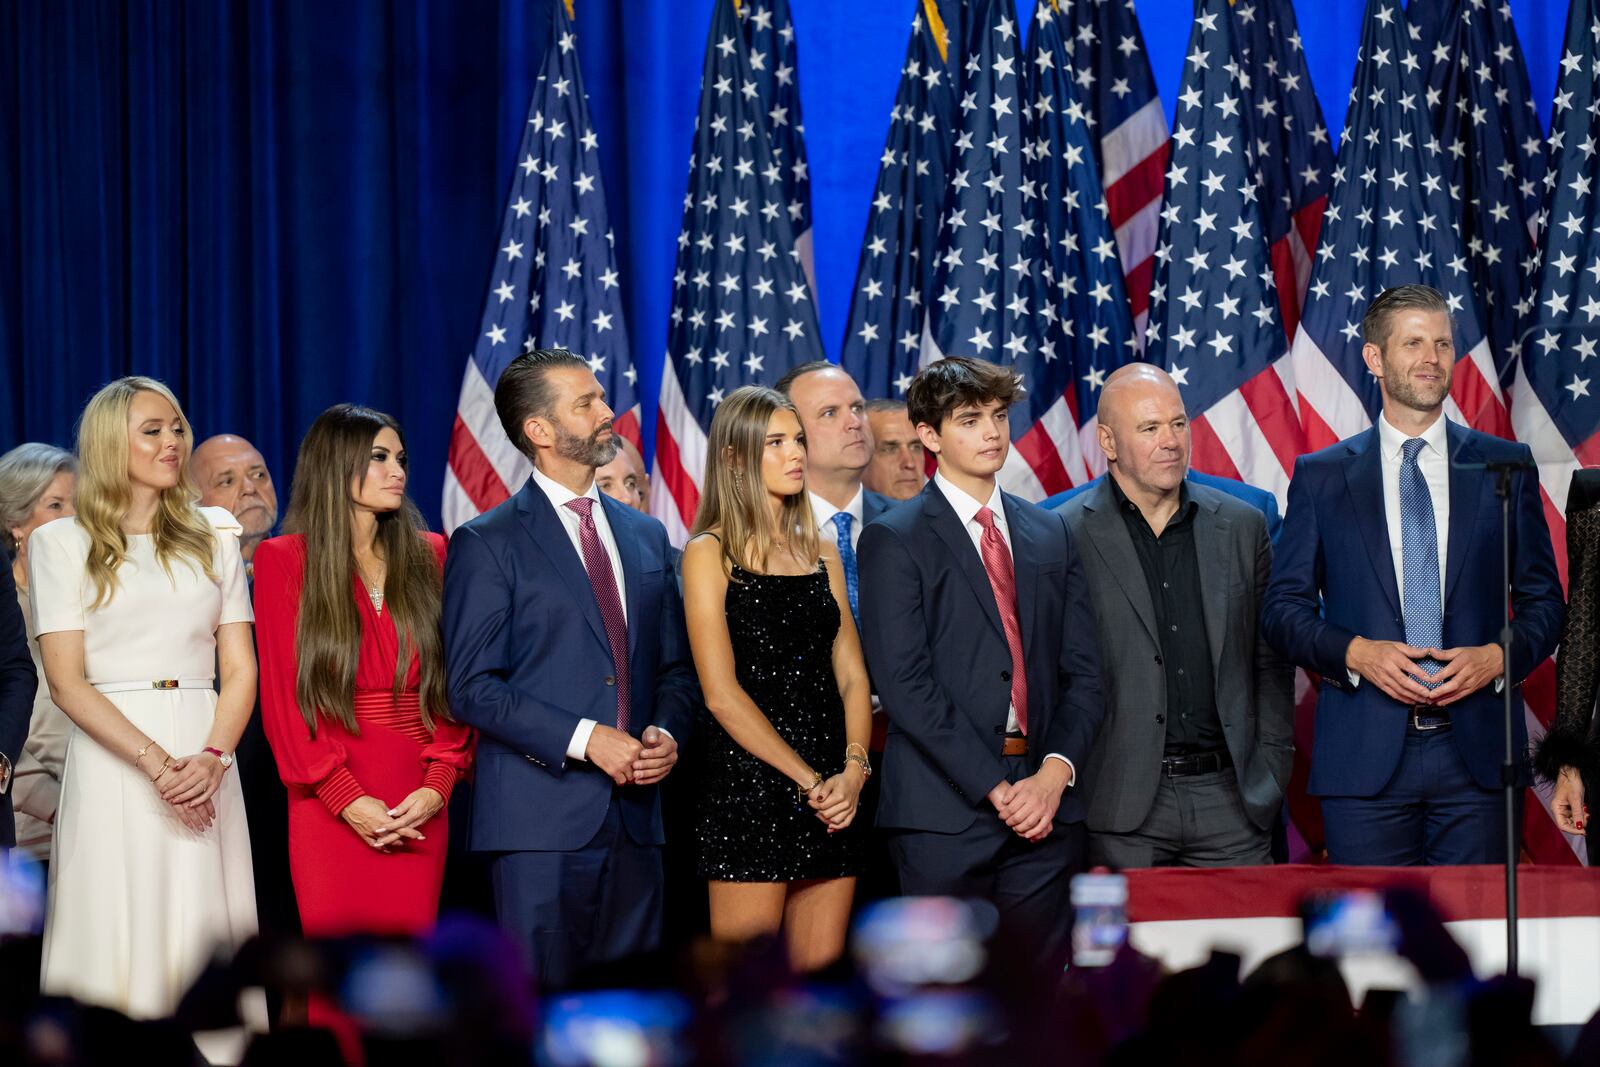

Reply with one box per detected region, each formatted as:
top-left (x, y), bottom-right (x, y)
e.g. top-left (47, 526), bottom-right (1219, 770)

top-left (254, 404), bottom-right (472, 937)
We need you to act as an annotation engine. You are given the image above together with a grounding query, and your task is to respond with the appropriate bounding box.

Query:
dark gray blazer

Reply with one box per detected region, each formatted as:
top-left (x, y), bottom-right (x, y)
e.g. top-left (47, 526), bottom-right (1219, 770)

top-left (1057, 478), bottom-right (1294, 834)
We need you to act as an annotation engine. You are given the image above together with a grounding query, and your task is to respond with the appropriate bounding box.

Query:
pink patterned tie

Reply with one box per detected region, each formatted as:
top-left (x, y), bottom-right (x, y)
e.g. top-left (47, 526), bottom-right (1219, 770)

top-left (974, 506), bottom-right (1028, 735)
top-left (564, 497), bottom-right (630, 733)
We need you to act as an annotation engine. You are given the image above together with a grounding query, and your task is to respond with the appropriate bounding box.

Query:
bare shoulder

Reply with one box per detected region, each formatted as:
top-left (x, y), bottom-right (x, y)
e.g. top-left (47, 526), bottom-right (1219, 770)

top-left (682, 531), bottom-right (726, 576)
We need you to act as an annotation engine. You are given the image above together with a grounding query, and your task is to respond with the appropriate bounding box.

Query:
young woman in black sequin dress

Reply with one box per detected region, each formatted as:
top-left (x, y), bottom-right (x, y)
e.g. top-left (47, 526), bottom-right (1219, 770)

top-left (681, 385), bottom-right (871, 971)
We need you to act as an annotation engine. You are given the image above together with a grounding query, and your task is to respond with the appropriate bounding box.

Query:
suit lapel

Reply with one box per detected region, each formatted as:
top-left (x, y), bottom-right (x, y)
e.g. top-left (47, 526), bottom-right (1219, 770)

top-left (1342, 431), bottom-right (1403, 619)
top-left (1443, 421), bottom-right (1482, 610)
top-left (1190, 490), bottom-right (1231, 673)
top-left (1004, 493), bottom-right (1041, 654)
top-left (1081, 480), bottom-right (1159, 645)
top-left (601, 494), bottom-right (645, 657)
top-left (924, 484), bottom-right (1004, 638)
top-left (515, 479), bottom-right (610, 653)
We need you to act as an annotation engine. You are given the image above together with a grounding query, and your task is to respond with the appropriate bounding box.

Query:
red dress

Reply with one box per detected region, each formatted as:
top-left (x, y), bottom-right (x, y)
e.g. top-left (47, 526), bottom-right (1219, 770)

top-left (253, 533), bottom-right (474, 937)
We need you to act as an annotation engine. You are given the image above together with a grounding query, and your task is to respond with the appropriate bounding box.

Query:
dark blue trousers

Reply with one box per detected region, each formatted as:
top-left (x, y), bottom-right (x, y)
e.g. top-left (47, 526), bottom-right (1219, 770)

top-left (490, 800), bottom-right (663, 989)
top-left (1321, 726), bottom-right (1512, 865)
top-left (886, 755), bottom-right (1086, 976)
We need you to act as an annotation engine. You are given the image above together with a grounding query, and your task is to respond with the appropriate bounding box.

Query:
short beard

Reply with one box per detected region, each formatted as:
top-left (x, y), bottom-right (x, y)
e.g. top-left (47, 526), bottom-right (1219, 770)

top-left (555, 422), bottom-right (621, 469)
top-left (1381, 356), bottom-right (1451, 412)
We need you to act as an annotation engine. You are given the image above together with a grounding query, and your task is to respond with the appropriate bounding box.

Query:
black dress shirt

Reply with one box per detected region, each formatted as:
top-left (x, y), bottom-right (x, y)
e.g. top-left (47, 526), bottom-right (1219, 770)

top-left (1109, 476), bottom-right (1223, 754)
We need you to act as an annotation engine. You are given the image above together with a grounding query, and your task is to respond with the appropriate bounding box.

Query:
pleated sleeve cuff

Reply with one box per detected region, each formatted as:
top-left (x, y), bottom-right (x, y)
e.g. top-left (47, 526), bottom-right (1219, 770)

top-left (421, 762), bottom-right (458, 799)
top-left (314, 766), bottom-right (365, 816)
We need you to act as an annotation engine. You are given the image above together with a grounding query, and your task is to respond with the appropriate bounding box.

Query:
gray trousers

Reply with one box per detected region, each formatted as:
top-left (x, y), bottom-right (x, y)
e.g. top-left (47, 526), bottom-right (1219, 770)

top-left (1089, 768), bottom-right (1271, 868)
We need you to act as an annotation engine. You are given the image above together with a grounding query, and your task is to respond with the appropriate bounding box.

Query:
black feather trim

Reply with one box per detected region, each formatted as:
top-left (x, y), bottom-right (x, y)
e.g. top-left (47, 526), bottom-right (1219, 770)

top-left (1531, 725), bottom-right (1600, 785)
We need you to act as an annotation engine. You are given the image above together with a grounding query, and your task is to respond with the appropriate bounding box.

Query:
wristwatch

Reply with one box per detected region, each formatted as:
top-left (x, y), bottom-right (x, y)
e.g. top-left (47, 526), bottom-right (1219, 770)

top-left (202, 747), bottom-right (235, 770)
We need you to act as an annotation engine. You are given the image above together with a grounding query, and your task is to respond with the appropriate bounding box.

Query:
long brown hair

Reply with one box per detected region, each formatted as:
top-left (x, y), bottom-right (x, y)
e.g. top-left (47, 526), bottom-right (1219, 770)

top-left (76, 377), bottom-right (217, 608)
top-left (283, 405), bottom-right (450, 735)
top-left (690, 385), bottom-right (819, 575)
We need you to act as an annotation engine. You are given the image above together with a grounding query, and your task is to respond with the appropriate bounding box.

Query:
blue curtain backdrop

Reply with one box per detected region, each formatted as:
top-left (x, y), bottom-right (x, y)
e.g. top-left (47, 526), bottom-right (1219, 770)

top-left (0, 0), bottom-right (1567, 526)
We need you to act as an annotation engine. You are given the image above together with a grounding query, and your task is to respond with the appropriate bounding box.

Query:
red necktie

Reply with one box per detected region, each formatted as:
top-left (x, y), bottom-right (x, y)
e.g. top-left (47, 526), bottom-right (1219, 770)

top-left (564, 497), bottom-right (630, 733)
top-left (974, 506), bottom-right (1028, 735)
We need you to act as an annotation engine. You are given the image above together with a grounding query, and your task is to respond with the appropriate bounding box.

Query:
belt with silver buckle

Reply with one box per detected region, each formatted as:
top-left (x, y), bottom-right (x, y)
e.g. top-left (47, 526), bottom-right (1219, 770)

top-left (1409, 705), bottom-right (1451, 731)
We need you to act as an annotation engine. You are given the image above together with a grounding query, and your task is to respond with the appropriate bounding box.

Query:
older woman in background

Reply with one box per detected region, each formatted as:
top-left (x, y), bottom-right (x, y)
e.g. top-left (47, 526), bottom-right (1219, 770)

top-left (0, 443), bottom-right (77, 864)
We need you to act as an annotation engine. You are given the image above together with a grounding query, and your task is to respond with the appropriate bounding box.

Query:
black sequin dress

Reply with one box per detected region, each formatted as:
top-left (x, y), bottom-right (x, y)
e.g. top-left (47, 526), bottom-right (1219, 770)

top-left (697, 562), bottom-right (866, 881)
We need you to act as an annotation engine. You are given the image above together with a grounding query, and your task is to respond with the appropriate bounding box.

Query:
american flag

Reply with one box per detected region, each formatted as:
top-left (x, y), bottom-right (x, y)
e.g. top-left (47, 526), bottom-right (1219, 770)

top-left (1510, 0), bottom-right (1600, 866)
top-left (1232, 0), bottom-right (1333, 344)
top-left (442, 0), bottom-right (636, 532)
top-left (738, 0), bottom-right (816, 295)
top-left (1052, 0), bottom-right (1168, 348)
top-left (1143, 0), bottom-right (1296, 502)
top-left (650, 0), bottom-right (826, 544)
top-left (839, 0), bottom-right (956, 400)
top-left (1025, 0), bottom-right (1139, 485)
top-left (919, 0), bottom-right (1059, 499)
top-left (1287, 0), bottom-right (1503, 448)
top-left (1415, 0), bottom-right (1545, 390)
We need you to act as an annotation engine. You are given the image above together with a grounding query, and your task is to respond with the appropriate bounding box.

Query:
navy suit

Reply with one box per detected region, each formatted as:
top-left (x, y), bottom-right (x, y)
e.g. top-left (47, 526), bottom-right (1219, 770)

top-left (0, 550), bottom-right (37, 849)
top-left (1262, 422), bottom-right (1563, 863)
top-left (858, 481), bottom-right (1104, 969)
top-left (442, 478), bottom-right (698, 983)
top-left (1043, 470), bottom-right (1282, 544)
top-left (862, 488), bottom-right (895, 525)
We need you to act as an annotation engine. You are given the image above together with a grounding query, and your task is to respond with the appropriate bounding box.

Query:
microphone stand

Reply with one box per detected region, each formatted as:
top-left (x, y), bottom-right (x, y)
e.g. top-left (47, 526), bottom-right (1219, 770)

top-left (1485, 459), bottom-right (1520, 976)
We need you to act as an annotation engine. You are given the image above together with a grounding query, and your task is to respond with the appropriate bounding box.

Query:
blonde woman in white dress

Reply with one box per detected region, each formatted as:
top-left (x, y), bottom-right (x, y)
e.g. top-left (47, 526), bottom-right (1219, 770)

top-left (28, 377), bottom-right (260, 1064)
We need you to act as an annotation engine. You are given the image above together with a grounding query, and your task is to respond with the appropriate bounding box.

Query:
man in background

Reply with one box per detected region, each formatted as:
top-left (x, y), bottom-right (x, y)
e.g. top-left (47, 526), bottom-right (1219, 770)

top-left (596, 437), bottom-right (650, 513)
top-left (192, 434), bottom-right (278, 572)
top-left (863, 398), bottom-right (926, 502)
top-left (194, 433), bottom-right (296, 950)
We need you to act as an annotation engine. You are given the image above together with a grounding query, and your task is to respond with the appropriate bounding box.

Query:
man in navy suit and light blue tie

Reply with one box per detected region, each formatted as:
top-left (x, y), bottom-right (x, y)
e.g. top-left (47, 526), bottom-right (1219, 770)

top-left (858, 357), bottom-right (1104, 971)
top-left (443, 349), bottom-right (698, 986)
top-left (1263, 285), bottom-right (1563, 865)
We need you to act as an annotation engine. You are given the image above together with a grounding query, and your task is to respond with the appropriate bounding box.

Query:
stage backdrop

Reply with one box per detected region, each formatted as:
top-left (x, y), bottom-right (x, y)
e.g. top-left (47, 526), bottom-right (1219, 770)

top-left (0, 0), bottom-right (1567, 526)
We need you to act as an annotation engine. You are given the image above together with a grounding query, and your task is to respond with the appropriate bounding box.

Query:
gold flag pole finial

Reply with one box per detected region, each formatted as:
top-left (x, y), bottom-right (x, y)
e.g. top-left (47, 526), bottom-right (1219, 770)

top-left (921, 0), bottom-right (949, 63)
top-left (563, 0), bottom-right (574, 19)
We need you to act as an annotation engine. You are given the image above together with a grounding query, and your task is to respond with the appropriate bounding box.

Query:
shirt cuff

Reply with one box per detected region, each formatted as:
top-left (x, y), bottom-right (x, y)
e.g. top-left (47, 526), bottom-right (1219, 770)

top-left (1347, 669), bottom-right (1361, 688)
top-left (1043, 753), bottom-right (1076, 787)
top-left (567, 719), bottom-right (599, 762)
top-left (314, 766), bottom-right (366, 817)
top-left (1495, 677), bottom-right (1505, 694)
top-left (654, 727), bottom-right (674, 743)
top-left (421, 762), bottom-right (458, 799)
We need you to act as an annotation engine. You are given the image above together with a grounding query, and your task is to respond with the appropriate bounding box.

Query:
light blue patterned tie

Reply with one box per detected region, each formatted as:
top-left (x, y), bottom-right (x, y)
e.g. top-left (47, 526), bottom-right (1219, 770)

top-left (1400, 438), bottom-right (1443, 685)
top-left (831, 511), bottom-right (860, 628)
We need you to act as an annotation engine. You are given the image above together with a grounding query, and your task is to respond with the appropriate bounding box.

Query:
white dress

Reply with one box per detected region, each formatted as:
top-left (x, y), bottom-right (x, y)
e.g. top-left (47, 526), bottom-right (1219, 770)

top-left (28, 507), bottom-right (259, 1061)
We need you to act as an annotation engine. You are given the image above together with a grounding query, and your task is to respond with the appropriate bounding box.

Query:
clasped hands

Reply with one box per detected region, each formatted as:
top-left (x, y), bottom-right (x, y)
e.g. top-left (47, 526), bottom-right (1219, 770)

top-left (806, 762), bottom-right (866, 834)
top-left (585, 724), bottom-right (678, 787)
top-left (140, 746), bottom-right (226, 834)
top-left (989, 759), bottom-right (1073, 842)
top-left (1345, 637), bottom-right (1503, 706)
top-left (341, 787), bottom-right (446, 851)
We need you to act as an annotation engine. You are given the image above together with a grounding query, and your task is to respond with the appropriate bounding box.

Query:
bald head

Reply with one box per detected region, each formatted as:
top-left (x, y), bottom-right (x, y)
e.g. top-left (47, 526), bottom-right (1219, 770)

top-left (1097, 364), bottom-right (1185, 430)
top-left (595, 435), bottom-right (649, 512)
top-left (1095, 363), bottom-right (1190, 505)
top-left (192, 434), bottom-right (278, 557)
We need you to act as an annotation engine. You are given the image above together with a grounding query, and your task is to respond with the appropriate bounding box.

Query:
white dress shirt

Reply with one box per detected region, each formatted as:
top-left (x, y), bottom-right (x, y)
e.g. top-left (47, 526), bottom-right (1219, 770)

top-left (1349, 413), bottom-right (1499, 693)
top-left (529, 465), bottom-right (636, 764)
top-left (1377, 411), bottom-right (1449, 599)
top-left (810, 487), bottom-right (866, 551)
top-left (932, 473), bottom-right (1074, 781)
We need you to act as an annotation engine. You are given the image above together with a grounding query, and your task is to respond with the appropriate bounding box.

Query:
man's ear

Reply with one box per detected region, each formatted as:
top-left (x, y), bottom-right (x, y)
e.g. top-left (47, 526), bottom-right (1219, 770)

top-left (915, 422), bottom-right (942, 455)
top-left (1361, 341), bottom-right (1385, 380)
top-left (522, 414), bottom-right (552, 452)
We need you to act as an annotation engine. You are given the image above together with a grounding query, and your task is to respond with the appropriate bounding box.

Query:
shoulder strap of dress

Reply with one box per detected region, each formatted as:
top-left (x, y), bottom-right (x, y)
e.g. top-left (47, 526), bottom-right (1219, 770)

top-left (689, 531), bottom-right (722, 545)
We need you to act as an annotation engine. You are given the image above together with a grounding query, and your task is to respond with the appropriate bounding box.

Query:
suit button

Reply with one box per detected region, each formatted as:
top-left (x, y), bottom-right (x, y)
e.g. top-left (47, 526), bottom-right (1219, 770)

top-left (1001, 670), bottom-right (1011, 681)
top-left (1154, 656), bottom-right (1163, 665)
top-left (604, 676), bottom-right (616, 686)
top-left (1156, 715), bottom-right (1166, 724)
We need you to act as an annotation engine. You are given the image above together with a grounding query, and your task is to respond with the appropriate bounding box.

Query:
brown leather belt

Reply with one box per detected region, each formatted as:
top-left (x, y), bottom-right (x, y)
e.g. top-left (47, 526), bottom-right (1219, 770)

top-left (1002, 736), bottom-right (1028, 757)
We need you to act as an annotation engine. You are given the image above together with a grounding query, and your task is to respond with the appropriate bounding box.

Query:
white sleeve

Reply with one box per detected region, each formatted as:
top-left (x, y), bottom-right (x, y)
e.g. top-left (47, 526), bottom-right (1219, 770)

top-left (26, 521), bottom-right (87, 636)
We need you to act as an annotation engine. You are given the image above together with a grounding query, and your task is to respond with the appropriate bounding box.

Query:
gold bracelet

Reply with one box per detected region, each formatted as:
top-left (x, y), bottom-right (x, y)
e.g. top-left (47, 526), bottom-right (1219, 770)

top-left (135, 738), bottom-right (156, 766)
top-left (796, 770), bottom-right (824, 807)
top-left (150, 755), bottom-right (173, 783)
top-left (845, 741), bottom-right (868, 759)
top-left (844, 753), bottom-right (872, 778)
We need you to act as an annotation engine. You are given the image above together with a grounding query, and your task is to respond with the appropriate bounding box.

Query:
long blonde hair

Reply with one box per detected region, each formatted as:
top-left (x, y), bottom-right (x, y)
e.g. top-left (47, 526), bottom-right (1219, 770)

top-left (75, 376), bottom-right (217, 609)
top-left (690, 385), bottom-right (819, 575)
